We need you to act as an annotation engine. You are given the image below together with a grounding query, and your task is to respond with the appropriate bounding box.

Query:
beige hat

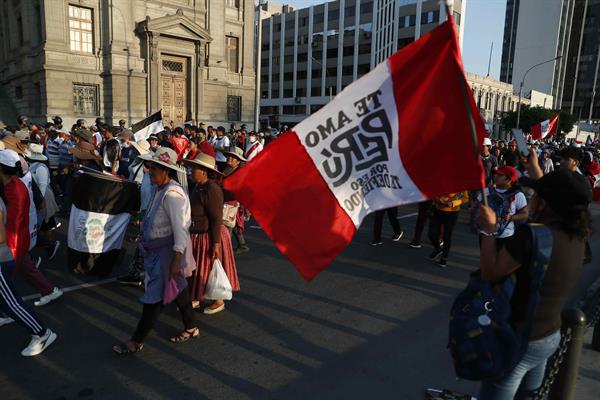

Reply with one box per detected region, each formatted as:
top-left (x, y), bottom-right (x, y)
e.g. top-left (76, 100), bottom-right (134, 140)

top-left (0, 121), bottom-right (6, 131)
top-left (181, 152), bottom-right (223, 175)
top-left (223, 146), bottom-right (247, 162)
top-left (14, 130), bottom-right (30, 141)
top-left (131, 139), bottom-right (150, 155)
top-left (25, 143), bottom-right (48, 161)
top-left (69, 141), bottom-right (101, 161)
top-left (1, 136), bottom-right (27, 155)
top-left (141, 147), bottom-right (185, 174)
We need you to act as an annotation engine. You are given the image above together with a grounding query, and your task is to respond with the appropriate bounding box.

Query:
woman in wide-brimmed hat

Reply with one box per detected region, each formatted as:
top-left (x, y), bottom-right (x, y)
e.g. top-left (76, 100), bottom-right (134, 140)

top-left (113, 147), bottom-right (198, 354)
top-left (222, 147), bottom-right (250, 255)
top-left (69, 140), bottom-right (102, 171)
top-left (182, 153), bottom-right (240, 314)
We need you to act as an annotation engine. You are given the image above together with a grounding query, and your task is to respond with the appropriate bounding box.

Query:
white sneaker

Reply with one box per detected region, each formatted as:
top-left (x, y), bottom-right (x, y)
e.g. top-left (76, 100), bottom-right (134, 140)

top-left (34, 287), bottom-right (63, 307)
top-left (0, 317), bottom-right (15, 327)
top-left (21, 329), bottom-right (57, 357)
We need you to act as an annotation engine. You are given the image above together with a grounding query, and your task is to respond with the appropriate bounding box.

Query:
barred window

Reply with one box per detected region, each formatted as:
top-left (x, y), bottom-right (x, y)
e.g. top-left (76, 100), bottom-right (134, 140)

top-left (225, 0), bottom-right (239, 8)
top-left (227, 95), bottom-right (242, 121)
top-left (226, 36), bottom-right (239, 73)
top-left (73, 84), bottom-right (98, 115)
top-left (69, 5), bottom-right (93, 53)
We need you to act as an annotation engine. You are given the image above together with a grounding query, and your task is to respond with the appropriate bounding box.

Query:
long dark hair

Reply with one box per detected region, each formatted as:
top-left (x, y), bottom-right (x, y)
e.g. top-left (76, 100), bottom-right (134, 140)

top-left (0, 161), bottom-right (24, 178)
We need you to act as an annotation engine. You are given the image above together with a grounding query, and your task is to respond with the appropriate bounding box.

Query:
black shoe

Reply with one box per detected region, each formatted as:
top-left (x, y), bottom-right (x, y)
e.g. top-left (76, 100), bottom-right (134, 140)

top-left (235, 246), bottom-right (250, 255)
top-left (408, 241), bottom-right (422, 249)
top-left (438, 257), bottom-right (448, 268)
top-left (428, 249), bottom-right (443, 261)
top-left (117, 275), bottom-right (143, 287)
top-left (391, 231), bottom-right (404, 241)
top-left (369, 240), bottom-right (383, 247)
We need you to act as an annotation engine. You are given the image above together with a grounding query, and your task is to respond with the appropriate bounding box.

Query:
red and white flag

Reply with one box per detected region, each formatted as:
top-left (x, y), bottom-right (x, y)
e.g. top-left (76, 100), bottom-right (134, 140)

top-left (224, 18), bottom-right (485, 280)
top-left (531, 114), bottom-right (559, 140)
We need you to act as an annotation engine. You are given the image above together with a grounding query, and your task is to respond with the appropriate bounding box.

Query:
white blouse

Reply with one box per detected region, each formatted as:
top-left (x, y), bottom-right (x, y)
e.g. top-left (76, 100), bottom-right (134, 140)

top-left (146, 182), bottom-right (191, 253)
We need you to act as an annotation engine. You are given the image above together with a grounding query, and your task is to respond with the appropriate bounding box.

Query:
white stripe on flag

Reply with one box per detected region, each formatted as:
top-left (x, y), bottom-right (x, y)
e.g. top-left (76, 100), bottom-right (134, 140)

top-left (293, 61), bottom-right (425, 227)
top-left (67, 206), bottom-right (131, 253)
top-left (134, 120), bottom-right (163, 142)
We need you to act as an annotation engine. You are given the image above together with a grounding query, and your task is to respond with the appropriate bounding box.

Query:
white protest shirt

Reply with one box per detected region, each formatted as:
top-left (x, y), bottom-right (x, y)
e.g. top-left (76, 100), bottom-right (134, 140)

top-left (213, 136), bottom-right (230, 162)
top-left (245, 139), bottom-right (263, 162)
top-left (478, 188), bottom-right (527, 239)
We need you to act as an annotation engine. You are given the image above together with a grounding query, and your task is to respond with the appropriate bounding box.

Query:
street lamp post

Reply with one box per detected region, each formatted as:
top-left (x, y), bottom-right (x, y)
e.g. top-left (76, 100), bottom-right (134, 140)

top-left (516, 55), bottom-right (562, 129)
top-left (311, 56), bottom-right (333, 102)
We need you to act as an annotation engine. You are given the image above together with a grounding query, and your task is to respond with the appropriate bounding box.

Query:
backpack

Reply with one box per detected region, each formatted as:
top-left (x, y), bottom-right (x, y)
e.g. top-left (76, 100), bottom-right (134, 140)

top-left (448, 223), bottom-right (553, 381)
top-left (487, 187), bottom-right (519, 236)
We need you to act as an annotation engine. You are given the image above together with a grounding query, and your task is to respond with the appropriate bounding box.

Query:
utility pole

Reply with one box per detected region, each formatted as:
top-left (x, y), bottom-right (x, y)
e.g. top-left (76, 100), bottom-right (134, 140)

top-left (254, 8), bottom-right (263, 131)
top-left (589, 45), bottom-right (600, 122)
top-left (486, 42), bottom-right (493, 77)
top-left (517, 56), bottom-right (562, 128)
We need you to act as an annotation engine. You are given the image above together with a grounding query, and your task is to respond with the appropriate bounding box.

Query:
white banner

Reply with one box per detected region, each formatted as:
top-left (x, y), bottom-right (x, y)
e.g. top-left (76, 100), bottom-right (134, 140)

top-left (68, 206), bottom-right (131, 254)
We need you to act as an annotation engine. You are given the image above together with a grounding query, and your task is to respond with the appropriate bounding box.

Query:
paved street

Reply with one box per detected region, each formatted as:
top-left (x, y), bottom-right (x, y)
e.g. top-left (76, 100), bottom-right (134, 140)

top-left (1, 204), bottom-right (600, 400)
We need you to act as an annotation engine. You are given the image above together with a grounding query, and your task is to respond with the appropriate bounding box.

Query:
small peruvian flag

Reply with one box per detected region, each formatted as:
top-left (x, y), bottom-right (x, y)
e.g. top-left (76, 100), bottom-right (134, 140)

top-left (224, 17), bottom-right (485, 280)
top-left (531, 114), bottom-right (559, 140)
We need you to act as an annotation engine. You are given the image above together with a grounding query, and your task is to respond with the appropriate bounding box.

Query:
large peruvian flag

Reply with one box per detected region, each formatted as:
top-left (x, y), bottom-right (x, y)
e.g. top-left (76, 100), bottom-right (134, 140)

top-left (531, 114), bottom-right (559, 140)
top-left (224, 17), bottom-right (485, 280)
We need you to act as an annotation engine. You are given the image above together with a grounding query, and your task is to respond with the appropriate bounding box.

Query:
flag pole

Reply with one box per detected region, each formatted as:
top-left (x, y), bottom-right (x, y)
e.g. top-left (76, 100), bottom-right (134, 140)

top-left (443, 1), bottom-right (488, 206)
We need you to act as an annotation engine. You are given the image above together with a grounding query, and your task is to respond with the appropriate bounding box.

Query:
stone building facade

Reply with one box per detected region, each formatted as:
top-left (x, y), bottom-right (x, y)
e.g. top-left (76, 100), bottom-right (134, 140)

top-left (0, 0), bottom-right (256, 129)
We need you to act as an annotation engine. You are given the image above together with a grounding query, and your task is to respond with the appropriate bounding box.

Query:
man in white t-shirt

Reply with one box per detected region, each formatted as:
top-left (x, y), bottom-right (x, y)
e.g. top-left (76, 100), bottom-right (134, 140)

top-left (477, 166), bottom-right (528, 248)
top-left (212, 126), bottom-right (230, 172)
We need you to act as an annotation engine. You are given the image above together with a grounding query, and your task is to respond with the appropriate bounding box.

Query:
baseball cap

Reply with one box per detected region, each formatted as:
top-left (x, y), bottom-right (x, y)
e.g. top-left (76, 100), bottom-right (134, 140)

top-left (0, 149), bottom-right (21, 168)
top-left (482, 137), bottom-right (492, 147)
top-left (495, 166), bottom-right (518, 183)
top-left (520, 169), bottom-right (591, 212)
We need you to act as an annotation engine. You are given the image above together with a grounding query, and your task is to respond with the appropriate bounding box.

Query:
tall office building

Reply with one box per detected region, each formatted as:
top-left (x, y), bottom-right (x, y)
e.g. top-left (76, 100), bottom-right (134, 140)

top-left (258, 0), bottom-right (466, 128)
top-left (500, 0), bottom-right (600, 119)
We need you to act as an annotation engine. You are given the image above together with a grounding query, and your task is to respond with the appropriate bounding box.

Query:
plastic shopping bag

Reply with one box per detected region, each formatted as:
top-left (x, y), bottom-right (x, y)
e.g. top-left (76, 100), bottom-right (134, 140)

top-left (204, 259), bottom-right (233, 300)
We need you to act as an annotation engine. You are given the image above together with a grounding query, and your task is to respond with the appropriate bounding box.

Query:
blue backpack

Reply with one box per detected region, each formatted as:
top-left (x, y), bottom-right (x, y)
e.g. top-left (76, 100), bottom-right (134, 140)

top-left (448, 224), bottom-right (553, 381)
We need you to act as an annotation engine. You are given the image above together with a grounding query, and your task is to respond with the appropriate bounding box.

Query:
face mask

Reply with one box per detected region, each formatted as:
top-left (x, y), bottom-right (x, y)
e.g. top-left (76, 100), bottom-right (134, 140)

top-left (249, 136), bottom-right (257, 143)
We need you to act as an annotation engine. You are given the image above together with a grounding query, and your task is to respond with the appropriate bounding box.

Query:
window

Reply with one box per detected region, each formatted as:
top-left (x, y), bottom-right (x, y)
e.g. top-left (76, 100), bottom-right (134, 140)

top-left (296, 87), bottom-right (306, 97)
top-left (361, 2), bottom-right (373, 14)
top-left (311, 87), bottom-right (321, 96)
top-left (227, 95), bottom-right (242, 121)
top-left (297, 53), bottom-right (308, 63)
top-left (345, 6), bottom-right (356, 18)
top-left (284, 54), bottom-right (294, 64)
top-left (328, 9), bottom-right (338, 22)
top-left (422, 11), bottom-right (434, 24)
top-left (226, 36), bottom-right (239, 73)
top-left (297, 70), bottom-right (307, 79)
top-left (73, 84), bottom-right (98, 115)
top-left (403, 15), bottom-right (410, 28)
top-left (284, 72), bottom-right (293, 80)
top-left (69, 5), bottom-right (93, 53)
top-left (225, 0), bottom-right (239, 8)
top-left (17, 15), bottom-right (23, 46)
top-left (327, 48), bottom-right (338, 58)
top-left (311, 104), bottom-right (324, 113)
top-left (314, 13), bottom-right (324, 24)
top-left (283, 106), bottom-right (295, 114)
top-left (283, 89), bottom-right (293, 98)
top-left (33, 5), bottom-right (42, 46)
top-left (453, 12), bottom-right (461, 25)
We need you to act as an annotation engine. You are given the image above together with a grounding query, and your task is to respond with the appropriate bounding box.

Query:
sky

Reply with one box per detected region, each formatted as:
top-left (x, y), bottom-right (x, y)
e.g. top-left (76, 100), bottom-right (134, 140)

top-left (279, 0), bottom-right (507, 79)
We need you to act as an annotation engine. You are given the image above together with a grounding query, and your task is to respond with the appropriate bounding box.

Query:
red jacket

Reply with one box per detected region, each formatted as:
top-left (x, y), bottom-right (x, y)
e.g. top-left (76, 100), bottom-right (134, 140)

top-left (171, 136), bottom-right (189, 160)
top-left (199, 140), bottom-right (215, 157)
top-left (3, 177), bottom-right (31, 258)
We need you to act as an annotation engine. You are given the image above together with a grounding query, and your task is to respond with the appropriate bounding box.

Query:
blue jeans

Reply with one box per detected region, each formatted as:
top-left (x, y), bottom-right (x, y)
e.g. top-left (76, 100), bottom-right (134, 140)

top-left (479, 330), bottom-right (561, 400)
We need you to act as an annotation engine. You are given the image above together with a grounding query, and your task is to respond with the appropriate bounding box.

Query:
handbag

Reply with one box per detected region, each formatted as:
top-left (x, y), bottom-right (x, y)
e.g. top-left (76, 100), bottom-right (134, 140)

top-left (204, 259), bottom-right (233, 300)
top-left (222, 202), bottom-right (239, 228)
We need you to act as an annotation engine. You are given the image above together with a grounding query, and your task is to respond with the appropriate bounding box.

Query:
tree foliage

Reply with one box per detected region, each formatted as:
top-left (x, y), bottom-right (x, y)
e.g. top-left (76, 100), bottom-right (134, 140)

top-left (500, 106), bottom-right (577, 135)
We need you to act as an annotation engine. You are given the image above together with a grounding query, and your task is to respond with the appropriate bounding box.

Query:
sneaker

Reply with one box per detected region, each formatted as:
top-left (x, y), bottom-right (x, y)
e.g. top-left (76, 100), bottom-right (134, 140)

top-left (117, 275), bottom-right (143, 287)
top-left (234, 245), bottom-right (250, 255)
top-left (438, 258), bottom-right (448, 268)
top-left (428, 249), bottom-right (443, 261)
top-left (0, 317), bottom-right (15, 327)
top-left (48, 241), bottom-right (60, 261)
top-left (34, 287), bottom-right (63, 307)
top-left (408, 241), bottom-right (422, 249)
top-left (21, 329), bottom-right (57, 357)
top-left (35, 257), bottom-right (42, 269)
top-left (50, 221), bottom-right (62, 231)
top-left (369, 240), bottom-right (383, 247)
top-left (392, 231), bottom-right (404, 241)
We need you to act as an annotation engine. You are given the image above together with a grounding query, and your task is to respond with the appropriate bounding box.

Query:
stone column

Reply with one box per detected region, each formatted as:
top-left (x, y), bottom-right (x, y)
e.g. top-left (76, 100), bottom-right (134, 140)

top-left (148, 32), bottom-right (160, 113)
top-left (195, 41), bottom-right (205, 122)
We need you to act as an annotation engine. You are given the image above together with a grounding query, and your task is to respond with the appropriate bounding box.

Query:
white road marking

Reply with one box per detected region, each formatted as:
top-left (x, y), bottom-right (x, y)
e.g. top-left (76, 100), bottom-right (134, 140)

top-left (23, 277), bottom-right (117, 301)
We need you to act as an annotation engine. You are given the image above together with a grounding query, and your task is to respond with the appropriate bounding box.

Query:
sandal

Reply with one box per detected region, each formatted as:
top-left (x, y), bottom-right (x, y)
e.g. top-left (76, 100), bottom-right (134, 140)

top-left (112, 341), bottom-right (144, 355)
top-left (169, 327), bottom-right (200, 343)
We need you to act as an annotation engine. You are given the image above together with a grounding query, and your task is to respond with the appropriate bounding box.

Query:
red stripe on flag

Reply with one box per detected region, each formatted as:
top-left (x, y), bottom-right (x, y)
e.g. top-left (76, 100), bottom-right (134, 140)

top-left (531, 122), bottom-right (543, 141)
top-left (548, 114), bottom-right (559, 136)
top-left (223, 133), bottom-right (355, 280)
top-left (388, 20), bottom-right (486, 198)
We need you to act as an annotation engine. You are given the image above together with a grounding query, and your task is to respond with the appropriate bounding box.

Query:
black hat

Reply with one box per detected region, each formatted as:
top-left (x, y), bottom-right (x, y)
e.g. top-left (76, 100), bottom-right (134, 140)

top-left (520, 169), bottom-right (591, 212)
top-left (560, 147), bottom-right (583, 161)
top-left (147, 134), bottom-right (159, 142)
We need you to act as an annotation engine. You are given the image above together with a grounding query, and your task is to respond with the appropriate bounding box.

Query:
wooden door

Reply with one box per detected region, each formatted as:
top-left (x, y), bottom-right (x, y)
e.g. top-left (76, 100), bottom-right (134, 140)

top-left (160, 55), bottom-right (187, 128)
